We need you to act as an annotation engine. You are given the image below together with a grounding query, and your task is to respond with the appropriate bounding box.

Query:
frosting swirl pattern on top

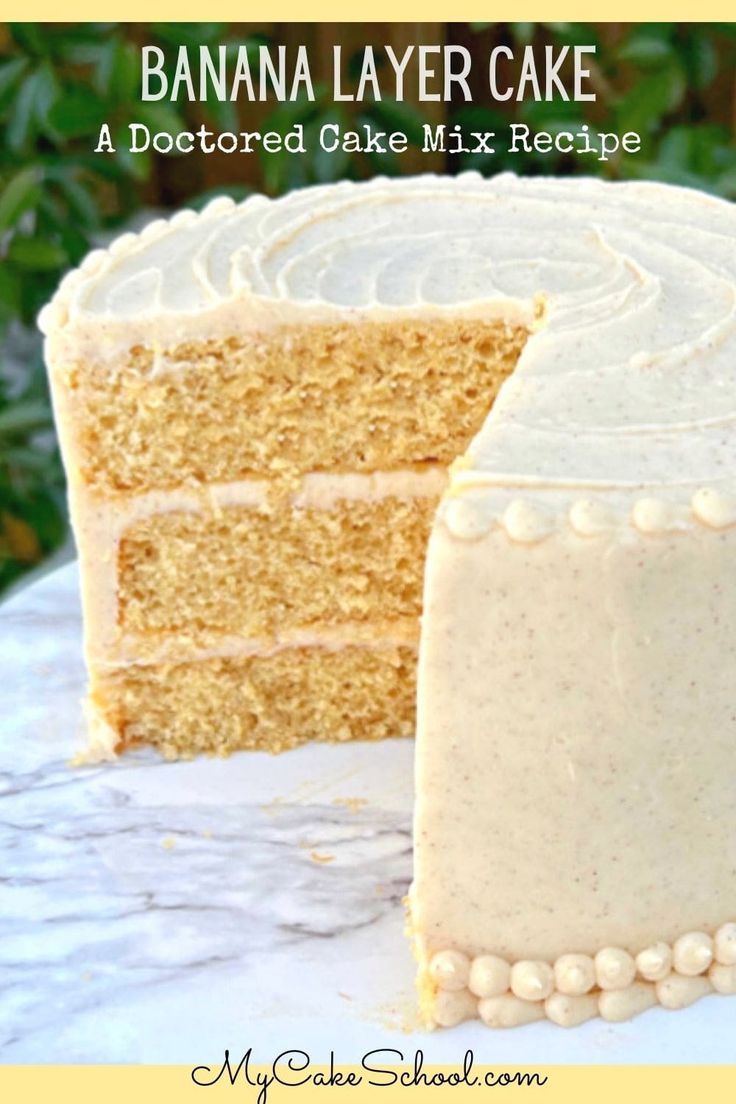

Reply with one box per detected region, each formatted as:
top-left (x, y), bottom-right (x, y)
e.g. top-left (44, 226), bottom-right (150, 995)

top-left (40, 171), bottom-right (736, 497)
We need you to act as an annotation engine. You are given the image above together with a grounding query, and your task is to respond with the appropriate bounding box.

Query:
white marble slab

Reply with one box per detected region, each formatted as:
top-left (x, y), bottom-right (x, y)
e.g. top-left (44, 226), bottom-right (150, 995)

top-left (2, 562), bottom-right (736, 1064)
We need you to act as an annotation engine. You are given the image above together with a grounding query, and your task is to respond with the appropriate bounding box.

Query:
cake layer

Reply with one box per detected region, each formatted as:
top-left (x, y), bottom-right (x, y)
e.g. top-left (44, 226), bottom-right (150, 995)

top-left (91, 644), bottom-right (416, 758)
top-left (55, 318), bottom-right (526, 492)
top-left (70, 468), bottom-right (444, 666)
top-left (118, 492), bottom-right (438, 640)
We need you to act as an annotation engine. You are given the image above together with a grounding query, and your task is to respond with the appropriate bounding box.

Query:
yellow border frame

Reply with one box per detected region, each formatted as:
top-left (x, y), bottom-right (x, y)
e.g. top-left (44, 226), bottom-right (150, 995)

top-left (4, 4), bottom-right (736, 20)
top-left (3, 8), bottom-right (736, 1099)
top-left (3, 1063), bottom-right (736, 1100)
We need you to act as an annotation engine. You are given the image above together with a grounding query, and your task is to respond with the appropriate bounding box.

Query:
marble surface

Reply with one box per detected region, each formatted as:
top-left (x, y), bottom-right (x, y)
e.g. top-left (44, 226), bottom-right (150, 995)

top-left (3, 562), bottom-right (736, 1065)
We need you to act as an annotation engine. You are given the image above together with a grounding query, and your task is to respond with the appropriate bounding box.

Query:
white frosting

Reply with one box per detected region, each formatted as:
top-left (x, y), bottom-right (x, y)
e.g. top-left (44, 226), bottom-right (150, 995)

top-left (594, 947), bottom-right (636, 990)
top-left (509, 960), bottom-right (554, 1000)
top-left (631, 497), bottom-right (691, 535)
top-left (715, 922), bottom-right (736, 965)
top-left (428, 949), bottom-right (470, 991)
top-left (692, 487), bottom-right (736, 529)
top-left (568, 499), bottom-right (618, 537)
top-left (656, 974), bottom-right (713, 1010)
top-left (502, 499), bottom-right (555, 543)
top-left (545, 992), bottom-right (598, 1027)
top-left (41, 172), bottom-right (736, 522)
top-left (477, 994), bottom-right (545, 1028)
top-left (468, 954), bottom-right (511, 998)
top-left (598, 983), bottom-right (657, 1023)
top-left (710, 963), bottom-right (736, 994)
top-left (672, 931), bottom-right (714, 975)
top-left (443, 496), bottom-right (495, 541)
top-left (432, 987), bottom-right (477, 1027)
top-left (553, 953), bottom-right (596, 996)
top-left (635, 942), bottom-right (672, 981)
top-left (426, 922), bottom-right (736, 1028)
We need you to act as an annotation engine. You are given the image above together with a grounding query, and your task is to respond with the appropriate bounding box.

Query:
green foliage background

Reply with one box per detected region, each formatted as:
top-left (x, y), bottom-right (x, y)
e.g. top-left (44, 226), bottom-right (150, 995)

top-left (1, 21), bottom-right (735, 595)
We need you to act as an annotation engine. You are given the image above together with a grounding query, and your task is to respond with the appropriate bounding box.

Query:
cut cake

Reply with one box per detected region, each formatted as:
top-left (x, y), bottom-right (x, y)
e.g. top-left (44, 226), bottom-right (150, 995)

top-left (41, 172), bottom-right (736, 1029)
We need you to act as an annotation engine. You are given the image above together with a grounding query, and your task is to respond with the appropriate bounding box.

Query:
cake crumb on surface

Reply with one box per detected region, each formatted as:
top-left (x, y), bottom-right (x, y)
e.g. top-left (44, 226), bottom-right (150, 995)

top-left (332, 796), bottom-right (369, 813)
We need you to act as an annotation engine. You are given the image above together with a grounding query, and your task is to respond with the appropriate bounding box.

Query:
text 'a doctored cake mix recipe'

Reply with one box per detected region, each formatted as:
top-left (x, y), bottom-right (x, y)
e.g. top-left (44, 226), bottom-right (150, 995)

top-left (96, 40), bottom-right (639, 161)
top-left (3, 17), bottom-right (736, 1092)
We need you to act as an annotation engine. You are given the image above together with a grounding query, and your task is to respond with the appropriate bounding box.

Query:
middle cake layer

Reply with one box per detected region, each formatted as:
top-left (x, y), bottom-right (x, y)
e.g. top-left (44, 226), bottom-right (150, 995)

top-left (119, 491), bottom-right (438, 640)
top-left (80, 467), bottom-right (448, 668)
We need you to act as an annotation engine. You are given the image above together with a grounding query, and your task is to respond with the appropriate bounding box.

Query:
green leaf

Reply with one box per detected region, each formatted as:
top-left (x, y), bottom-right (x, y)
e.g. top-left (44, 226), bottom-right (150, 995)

top-left (543, 23), bottom-right (600, 49)
top-left (55, 219), bottom-right (92, 266)
top-left (7, 62), bottom-right (63, 146)
top-left (617, 35), bottom-right (675, 67)
top-left (7, 236), bottom-right (68, 271)
top-left (520, 96), bottom-right (584, 127)
top-left (137, 102), bottom-right (188, 136)
top-left (308, 109), bottom-right (352, 183)
top-left (715, 168), bottom-right (736, 200)
top-left (0, 266), bottom-right (21, 329)
top-left (47, 88), bottom-right (108, 139)
top-left (510, 23), bottom-right (536, 47)
top-left (616, 64), bottom-right (686, 135)
top-left (187, 184), bottom-right (252, 210)
top-left (31, 62), bottom-right (62, 138)
top-left (0, 167), bottom-right (41, 233)
top-left (367, 96), bottom-right (427, 146)
top-left (0, 57), bottom-right (29, 103)
top-left (0, 399), bottom-right (54, 437)
top-left (55, 41), bottom-right (106, 67)
top-left (261, 88), bottom-right (322, 136)
top-left (680, 31), bottom-right (718, 90)
top-left (225, 36), bottom-right (271, 66)
top-left (150, 23), bottom-right (229, 48)
top-left (364, 147), bottom-right (399, 176)
top-left (656, 126), bottom-right (693, 168)
top-left (259, 143), bottom-right (290, 195)
top-left (200, 96), bottom-right (240, 133)
top-left (6, 66), bottom-right (40, 151)
top-left (113, 131), bottom-right (152, 182)
top-left (97, 40), bottom-right (140, 106)
top-left (50, 172), bottom-right (100, 230)
top-left (9, 23), bottom-right (48, 57)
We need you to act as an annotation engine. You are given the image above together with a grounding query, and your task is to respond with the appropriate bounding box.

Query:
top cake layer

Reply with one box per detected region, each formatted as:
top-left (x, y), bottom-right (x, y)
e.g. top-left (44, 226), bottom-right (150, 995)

top-left (40, 171), bottom-right (736, 502)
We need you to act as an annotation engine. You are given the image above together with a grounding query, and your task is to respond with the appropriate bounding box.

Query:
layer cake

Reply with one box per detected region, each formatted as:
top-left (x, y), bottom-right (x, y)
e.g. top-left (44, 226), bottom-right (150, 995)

top-left (41, 172), bottom-right (736, 1028)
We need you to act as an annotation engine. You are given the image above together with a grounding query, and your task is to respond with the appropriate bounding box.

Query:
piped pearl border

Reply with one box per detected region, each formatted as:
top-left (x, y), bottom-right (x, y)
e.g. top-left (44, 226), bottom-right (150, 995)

top-left (426, 921), bottom-right (736, 1029)
top-left (37, 194), bottom-right (241, 335)
top-left (442, 488), bottom-right (736, 544)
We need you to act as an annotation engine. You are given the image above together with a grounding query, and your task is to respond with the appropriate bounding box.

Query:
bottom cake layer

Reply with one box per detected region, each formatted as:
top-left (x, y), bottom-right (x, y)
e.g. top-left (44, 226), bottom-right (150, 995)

top-left (88, 643), bottom-right (417, 759)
